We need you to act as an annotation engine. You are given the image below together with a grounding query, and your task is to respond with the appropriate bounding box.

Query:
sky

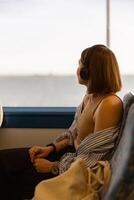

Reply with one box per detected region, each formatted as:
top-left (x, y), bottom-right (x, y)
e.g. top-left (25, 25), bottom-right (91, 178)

top-left (0, 0), bottom-right (134, 75)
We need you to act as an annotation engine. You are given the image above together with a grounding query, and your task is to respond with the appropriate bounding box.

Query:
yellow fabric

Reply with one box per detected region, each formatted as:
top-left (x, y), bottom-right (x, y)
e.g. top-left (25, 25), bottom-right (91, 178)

top-left (33, 158), bottom-right (111, 200)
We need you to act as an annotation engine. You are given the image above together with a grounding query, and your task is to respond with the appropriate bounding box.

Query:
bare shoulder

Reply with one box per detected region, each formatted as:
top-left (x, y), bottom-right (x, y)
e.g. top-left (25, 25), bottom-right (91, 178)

top-left (94, 95), bottom-right (123, 132)
top-left (100, 95), bottom-right (123, 113)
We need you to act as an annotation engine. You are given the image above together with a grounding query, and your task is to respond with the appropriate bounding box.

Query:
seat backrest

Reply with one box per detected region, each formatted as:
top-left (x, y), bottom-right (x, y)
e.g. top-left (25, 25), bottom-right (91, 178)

top-left (103, 92), bottom-right (134, 200)
top-left (115, 92), bottom-right (134, 148)
top-left (0, 101), bottom-right (3, 127)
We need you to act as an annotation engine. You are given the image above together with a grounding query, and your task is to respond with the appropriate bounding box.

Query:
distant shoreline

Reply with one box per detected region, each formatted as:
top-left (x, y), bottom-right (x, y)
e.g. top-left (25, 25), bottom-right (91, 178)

top-left (0, 74), bottom-right (134, 77)
top-left (0, 75), bottom-right (133, 106)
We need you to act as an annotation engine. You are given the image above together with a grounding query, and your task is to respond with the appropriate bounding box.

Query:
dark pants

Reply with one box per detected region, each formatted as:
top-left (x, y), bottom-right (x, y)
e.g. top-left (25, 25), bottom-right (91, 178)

top-left (0, 145), bottom-right (75, 200)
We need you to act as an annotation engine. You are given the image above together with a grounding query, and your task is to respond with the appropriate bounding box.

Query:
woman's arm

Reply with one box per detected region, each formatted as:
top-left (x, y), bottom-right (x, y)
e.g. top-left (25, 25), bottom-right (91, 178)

top-left (93, 96), bottom-right (123, 132)
top-left (29, 138), bottom-right (70, 162)
top-left (54, 138), bottom-right (70, 152)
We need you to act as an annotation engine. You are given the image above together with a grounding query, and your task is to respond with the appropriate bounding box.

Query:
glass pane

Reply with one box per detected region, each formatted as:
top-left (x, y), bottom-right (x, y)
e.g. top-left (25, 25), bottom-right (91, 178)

top-left (0, 0), bottom-right (106, 106)
top-left (111, 0), bottom-right (134, 98)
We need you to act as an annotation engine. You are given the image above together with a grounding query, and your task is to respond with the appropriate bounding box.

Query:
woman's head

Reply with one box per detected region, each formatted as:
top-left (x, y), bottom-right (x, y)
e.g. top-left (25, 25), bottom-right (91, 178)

top-left (77, 44), bottom-right (122, 94)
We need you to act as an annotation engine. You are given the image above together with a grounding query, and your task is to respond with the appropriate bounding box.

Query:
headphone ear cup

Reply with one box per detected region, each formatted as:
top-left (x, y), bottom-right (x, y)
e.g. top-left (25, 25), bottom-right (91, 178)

top-left (80, 67), bottom-right (89, 80)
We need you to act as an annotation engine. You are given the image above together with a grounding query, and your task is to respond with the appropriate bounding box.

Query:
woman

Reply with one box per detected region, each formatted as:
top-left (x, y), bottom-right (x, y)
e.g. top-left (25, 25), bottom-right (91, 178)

top-left (0, 44), bottom-right (123, 200)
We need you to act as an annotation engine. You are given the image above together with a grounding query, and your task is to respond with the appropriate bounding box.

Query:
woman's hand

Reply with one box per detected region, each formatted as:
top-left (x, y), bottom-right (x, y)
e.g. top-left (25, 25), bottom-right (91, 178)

top-left (29, 146), bottom-right (53, 163)
top-left (33, 158), bottom-right (53, 173)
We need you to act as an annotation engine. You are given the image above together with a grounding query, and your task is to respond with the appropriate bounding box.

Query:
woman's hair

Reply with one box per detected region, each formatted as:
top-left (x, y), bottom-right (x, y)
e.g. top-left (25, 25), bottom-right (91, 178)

top-left (80, 44), bottom-right (122, 94)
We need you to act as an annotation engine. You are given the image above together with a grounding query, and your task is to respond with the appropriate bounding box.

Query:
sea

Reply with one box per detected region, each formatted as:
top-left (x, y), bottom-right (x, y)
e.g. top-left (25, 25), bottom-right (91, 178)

top-left (0, 75), bottom-right (134, 107)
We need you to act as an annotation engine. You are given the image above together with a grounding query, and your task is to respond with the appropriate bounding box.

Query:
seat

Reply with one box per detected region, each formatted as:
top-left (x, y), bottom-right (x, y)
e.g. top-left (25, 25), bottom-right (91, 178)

top-left (0, 100), bottom-right (3, 127)
top-left (103, 92), bottom-right (134, 200)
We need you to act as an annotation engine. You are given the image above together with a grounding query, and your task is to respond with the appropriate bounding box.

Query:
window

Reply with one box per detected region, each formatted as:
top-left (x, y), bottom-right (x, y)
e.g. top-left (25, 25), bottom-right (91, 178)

top-left (0, 0), bottom-right (133, 106)
top-left (111, 0), bottom-right (134, 98)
